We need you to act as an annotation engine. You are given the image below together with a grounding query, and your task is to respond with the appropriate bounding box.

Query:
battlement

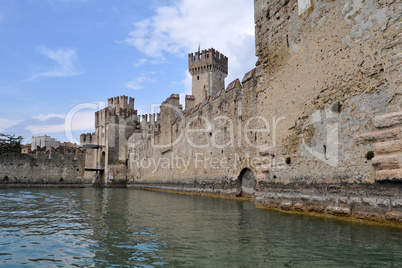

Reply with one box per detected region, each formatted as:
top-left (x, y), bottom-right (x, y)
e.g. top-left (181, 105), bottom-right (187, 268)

top-left (188, 48), bottom-right (228, 76)
top-left (80, 132), bottom-right (96, 145)
top-left (185, 95), bottom-right (196, 110)
top-left (135, 68), bottom-right (258, 154)
top-left (138, 113), bottom-right (158, 124)
top-left (161, 94), bottom-right (181, 108)
top-left (108, 95), bottom-right (135, 110)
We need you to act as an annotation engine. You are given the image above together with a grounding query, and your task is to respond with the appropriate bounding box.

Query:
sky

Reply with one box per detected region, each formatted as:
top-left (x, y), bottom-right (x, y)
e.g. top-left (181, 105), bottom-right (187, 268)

top-left (0, 0), bottom-right (256, 144)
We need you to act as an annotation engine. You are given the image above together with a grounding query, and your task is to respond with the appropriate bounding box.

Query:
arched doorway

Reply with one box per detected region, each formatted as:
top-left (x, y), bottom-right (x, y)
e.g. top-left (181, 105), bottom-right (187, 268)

top-left (236, 168), bottom-right (256, 198)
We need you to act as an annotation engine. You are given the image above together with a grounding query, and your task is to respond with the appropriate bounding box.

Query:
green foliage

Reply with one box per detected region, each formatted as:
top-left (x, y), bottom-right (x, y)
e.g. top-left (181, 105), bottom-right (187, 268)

top-left (365, 151), bottom-right (375, 160)
top-left (0, 133), bottom-right (24, 154)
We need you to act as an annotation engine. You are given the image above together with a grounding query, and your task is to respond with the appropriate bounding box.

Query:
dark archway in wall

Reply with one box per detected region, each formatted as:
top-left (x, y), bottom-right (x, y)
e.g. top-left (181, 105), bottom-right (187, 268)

top-left (236, 168), bottom-right (256, 198)
top-left (100, 151), bottom-right (106, 167)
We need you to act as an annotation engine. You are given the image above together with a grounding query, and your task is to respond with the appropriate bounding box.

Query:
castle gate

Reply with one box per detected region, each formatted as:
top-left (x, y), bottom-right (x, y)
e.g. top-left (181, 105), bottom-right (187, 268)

top-left (237, 168), bottom-right (256, 198)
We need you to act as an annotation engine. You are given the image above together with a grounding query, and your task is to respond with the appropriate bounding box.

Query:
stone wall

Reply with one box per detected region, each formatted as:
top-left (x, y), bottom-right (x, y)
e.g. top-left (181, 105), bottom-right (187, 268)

top-left (126, 0), bottom-right (401, 222)
top-left (250, 0), bottom-right (401, 221)
top-left (128, 70), bottom-right (259, 190)
top-left (253, 0), bottom-right (400, 181)
top-left (0, 151), bottom-right (89, 186)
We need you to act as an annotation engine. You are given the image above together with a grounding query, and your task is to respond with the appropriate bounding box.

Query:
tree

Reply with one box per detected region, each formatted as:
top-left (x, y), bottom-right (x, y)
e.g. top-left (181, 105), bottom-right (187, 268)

top-left (0, 133), bottom-right (24, 154)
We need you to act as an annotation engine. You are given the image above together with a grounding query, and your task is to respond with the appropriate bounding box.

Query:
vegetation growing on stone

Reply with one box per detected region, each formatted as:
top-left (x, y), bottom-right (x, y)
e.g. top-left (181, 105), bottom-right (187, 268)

top-left (365, 151), bottom-right (375, 160)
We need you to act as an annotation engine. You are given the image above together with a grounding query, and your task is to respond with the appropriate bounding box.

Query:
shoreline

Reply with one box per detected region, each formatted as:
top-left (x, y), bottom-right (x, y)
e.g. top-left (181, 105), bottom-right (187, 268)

top-left (2, 180), bottom-right (401, 226)
top-left (127, 181), bottom-right (402, 225)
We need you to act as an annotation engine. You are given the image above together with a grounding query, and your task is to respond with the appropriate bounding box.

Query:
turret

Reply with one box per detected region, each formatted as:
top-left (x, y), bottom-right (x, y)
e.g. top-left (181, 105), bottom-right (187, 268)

top-left (188, 48), bottom-right (228, 104)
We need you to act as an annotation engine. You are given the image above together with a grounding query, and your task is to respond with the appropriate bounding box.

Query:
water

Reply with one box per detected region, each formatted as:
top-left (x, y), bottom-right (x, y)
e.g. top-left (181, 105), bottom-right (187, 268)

top-left (0, 188), bottom-right (401, 267)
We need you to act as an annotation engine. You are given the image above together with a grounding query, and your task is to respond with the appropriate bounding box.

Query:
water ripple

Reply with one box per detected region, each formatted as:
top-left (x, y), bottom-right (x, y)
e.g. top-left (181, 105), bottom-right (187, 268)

top-left (0, 188), bottom-right (401, 267)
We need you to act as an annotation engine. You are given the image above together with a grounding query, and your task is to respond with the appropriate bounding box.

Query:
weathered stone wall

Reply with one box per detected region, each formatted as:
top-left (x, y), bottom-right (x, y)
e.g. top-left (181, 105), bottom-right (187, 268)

top-left (128, 71), bottom-right (260, 193)
top-left (83, 96), bottom-right (138, 185)
top-left (253, 0), bottom-right (400, 183)
top-left (126, 0), bottom-right (401, 222)
top-left (250, 0), bottom-right (401, 221)
top-left (0, 152), bottom-right (89, 186)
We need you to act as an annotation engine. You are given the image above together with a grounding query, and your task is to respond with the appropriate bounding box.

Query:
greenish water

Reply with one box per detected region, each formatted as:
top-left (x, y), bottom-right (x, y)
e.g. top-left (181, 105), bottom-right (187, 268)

top-left (0, 188), bottom-right (401, 267)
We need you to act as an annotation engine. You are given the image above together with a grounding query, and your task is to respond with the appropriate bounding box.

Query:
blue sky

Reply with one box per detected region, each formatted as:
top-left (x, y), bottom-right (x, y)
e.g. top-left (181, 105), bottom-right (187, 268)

top-left (0, 0), bottom-right (256, 144)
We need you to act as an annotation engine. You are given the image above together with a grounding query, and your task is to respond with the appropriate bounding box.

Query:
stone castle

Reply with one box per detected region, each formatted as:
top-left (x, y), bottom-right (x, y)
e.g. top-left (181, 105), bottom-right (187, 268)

top-left (79, 0), bottom-right (401, 222)
top-left (0, 0), bottom-right (400, 223)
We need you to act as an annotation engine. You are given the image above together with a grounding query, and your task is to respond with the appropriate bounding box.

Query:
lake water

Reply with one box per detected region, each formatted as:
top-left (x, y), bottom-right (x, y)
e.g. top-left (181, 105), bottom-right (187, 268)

top-left (0, 188), bottom-right (401, 267)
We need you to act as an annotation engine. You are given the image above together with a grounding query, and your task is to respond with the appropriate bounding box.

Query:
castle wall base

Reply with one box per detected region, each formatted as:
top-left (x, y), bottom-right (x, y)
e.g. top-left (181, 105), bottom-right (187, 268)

top-left (255, 182), bottom-right (402, 223)
top-left (127, 180), bottom-right (402, 223)
top-left (127, 176), bottom-right (239, 197)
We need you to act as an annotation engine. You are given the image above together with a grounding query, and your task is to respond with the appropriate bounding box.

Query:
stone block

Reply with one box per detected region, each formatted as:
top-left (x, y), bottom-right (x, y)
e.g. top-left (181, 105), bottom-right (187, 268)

top-left (349, 197), bottom-right (362, 205)
top-left (391, 199), bottom-right (402, 208)
top-left (255, 173), bottom-right (267, 182)
top-left (374, 140), bottom-right (402, 154)
top-left (385, 212), bottom-right (402, 223)
top-left (306, 205), bottom-right (325, 213)
top-left (353, 210), bottom-right (381, 220)
top-left (311, 195), bottom-right (327, 202)
top-left (261, 166), bottom-right (271, 173)
top-left (280, 201), bottom-right (293, 210)
top-left (293, 202), bottom-right (304, 211)
top-left (259, 146), bottom-right (275, 156)
top-left (376, 168), bottom-right (402, 180)
top-left (372, 153), bottom-right (401, 169)
top-left (300, 194), bottom-right (310, 201)
top-left (376, 198), bottom-right (391, 207)
top-left (354, 127), bottom-right (401, 143)
top-left (339, 197), bottom-right (349, 204)
top-left (374, 111), bottom-right (402, 128)
top-left (362, 198), bottom-right (377, 207)
top-left (326, 206), bottom-right (351, 216)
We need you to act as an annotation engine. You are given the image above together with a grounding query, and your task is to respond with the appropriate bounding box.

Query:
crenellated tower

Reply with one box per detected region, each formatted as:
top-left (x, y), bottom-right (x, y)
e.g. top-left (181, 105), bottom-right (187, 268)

top-left (188, 48), bottom-right (228, 104)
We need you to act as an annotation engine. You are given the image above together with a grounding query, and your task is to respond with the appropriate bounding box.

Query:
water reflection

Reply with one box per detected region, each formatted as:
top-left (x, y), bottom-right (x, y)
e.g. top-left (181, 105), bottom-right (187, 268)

top-left (0, 188), bottom-right (401, 267)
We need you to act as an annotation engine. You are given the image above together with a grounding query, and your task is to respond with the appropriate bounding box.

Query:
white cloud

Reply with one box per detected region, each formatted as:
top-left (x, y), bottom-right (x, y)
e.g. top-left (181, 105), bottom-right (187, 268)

top-left (124, 0), bottom-right (256, 85)
top-left (32, 113), bottom-right (65, 121)
top-left (179, 71), bottom-right (192, 107)
top-left (26, 111), bottom-right (94, 134)
top-left (28, 46), bottom-right (83, 81)
top-left (126, 72), bottom-right (156, 90)
top-left (25, 124), bottom-right (65, 134)
top-left (0, 118), bottom-right (22, 132)
top-left (134, 58), bottom-right (148, 67)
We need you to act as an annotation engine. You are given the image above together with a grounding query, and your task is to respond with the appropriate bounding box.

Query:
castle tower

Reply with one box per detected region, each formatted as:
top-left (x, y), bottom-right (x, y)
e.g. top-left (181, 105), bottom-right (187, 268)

top-left (188, 48), bottom-right (228, 104)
